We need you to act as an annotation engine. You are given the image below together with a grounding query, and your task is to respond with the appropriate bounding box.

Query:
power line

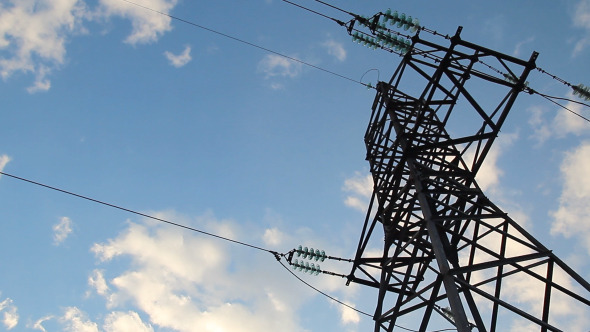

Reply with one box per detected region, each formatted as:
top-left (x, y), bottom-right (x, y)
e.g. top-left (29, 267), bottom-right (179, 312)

top-left (281, 0), bottom-right (346, 25)
top-left (0, 171), bottom-right (274, 254)
top-left (1, 170), bottom-right (458, 331)
top-left (118, 0), bottom-right (368, 88)
top-left (1, 170), bottom-right (380, 326)
top-left (277, 259), bottom-right (373, 318)
top-left (534, 91), bottom-right (590, 123)
top-left (283, 0), bottom-right (590, 124)
top-left (277, 259), bottom-right (457, 332)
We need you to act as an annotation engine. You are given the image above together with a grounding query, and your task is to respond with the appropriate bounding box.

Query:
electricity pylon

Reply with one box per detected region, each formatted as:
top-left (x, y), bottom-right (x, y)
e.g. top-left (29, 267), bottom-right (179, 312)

top-left (345, 23), bottom-right (590, 332)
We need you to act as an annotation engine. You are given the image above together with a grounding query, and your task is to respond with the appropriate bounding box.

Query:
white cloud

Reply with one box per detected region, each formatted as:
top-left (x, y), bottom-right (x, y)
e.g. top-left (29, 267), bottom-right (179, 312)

top-left (60, 307), bottom-right (99, 332)
top-left (464, 132), bottom-right (520, 201)
top-left (512, 36), bottom-right (535, 57)
top-left (528, 96), bottom-right (589, 145)
top-left (262, 227), bottom-right (285, 247)
top-left (0, 298), bottom-right (18, 330)
top-left (96, 0), bottom-right (177, 45)
top-left (53, 216), bottom-right (73, 245)
top-left (89, 213), bottom-right (310, 332)
top-left (31, 315), bottom-right (53, 332)
top-left (164, 45), bottom-right (191, 67)
top-left (322, 39), bottom-right (346, 62)
top-left (342, 172), bottom-right (372, 212)
top-left (88, 269), bottom-right (110, 296)
top-left (552, 100), bottom-right (588, 137)
top-left (527, 106), bottom-right (552, 145)
top-left (551, 141), bottom-right (590, 253)
top-left (337, 301), bottom-right (360, 325)
top-left (0, 154), bottom-right (11, 177)
top-left (270, 82), bottom-right (284, 90)
top-left (103, 311), bottom-right (153, 332)
top-left (0, 0), bottom-right (179, 91)
top-left (572, 0), bottom-right (590, 56)
top-left (0, 0), bottom-right (87, 93)
top-left (257, 54), bottom-right (302, 79)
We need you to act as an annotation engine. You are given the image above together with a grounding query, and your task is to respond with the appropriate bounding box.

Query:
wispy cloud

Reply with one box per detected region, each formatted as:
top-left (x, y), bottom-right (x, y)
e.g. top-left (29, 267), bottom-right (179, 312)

top-left (572, 0), bottom-right (590, 56)
top-left (342, 172), bottom-right (372, 212)
top-left (0, 154), bottom-right (11, 177)
top-left (60, 307), bottom-right (99, 332)
top-left (0, 297), bottom-right (19, 330)
top-left (528, 96), bottom-right (589, 145)
top-left (262, 227), bottom-right (285, 247)
top-left (164, 45), bottom-right (192, 68)
top-left (53, 216), bottom-right (73, 245)
top-left (322, 39), bottom-right (347, 62)
top-left (88, 269), bottom-right (110, 297)
top-left (30, 315), bottom-right (53, 332)
top-left (512, 36), bottom-right (535, 57)
top-left (551, 141), bottom-right (590, 254)
top-left (257, 54), bottom-right (302, 79)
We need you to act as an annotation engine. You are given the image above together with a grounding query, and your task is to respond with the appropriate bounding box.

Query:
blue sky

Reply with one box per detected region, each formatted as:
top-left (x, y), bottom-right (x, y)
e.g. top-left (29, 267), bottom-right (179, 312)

top-left (1, 0), bottom-right (590, 331)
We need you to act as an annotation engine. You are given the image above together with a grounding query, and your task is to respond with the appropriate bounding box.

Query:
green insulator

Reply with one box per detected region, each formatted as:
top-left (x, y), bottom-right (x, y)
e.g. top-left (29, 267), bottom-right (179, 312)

top-left (403, 39), bottom-right (412, 53)
top-left (315, 264), bottom-right (321, 275)
top-left (302, 246), bottom-right (309, 259)
top-left (411, 18), bottom-right (420, 32)
top-left (403, 16), bottom-right (412, 31)
top-left (392, 10), bottom-right (399, 22)
top-left (293, 259), bottom-right (299, 269)
top-left (320, 250), bottom-right (326, 261)
top-left (388, 35), bottom-right (397, 47)
top-left (385, 8), bottom-right (392, 17)
top-left (310, 263), bottom-right (316, 274)
top-left (367, 82), bottom-right (373, 90)
top-left (314, 249), bottom-right (321, 261)
top-left (397, 13), bottom-right (406, 28)
top-left (309, 247), bottom-right (314, 259)
top-left (297, 245), bottom-right (302, 257)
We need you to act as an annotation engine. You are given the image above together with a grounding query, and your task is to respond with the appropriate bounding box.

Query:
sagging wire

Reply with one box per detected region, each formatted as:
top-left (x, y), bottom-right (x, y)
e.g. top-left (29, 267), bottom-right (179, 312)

top-left (118, 0), bottom-right (370, 88)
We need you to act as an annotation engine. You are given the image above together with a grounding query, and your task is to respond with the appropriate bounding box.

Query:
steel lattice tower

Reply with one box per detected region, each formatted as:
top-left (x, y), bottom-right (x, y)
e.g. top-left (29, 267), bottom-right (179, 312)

top-left (346, 27), bottom-right (590, 332)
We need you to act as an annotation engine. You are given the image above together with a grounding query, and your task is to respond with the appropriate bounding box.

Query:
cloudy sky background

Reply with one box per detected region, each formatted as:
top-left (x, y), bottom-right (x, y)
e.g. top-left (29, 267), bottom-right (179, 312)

top-left (1, 0), bottom-right (590, 331)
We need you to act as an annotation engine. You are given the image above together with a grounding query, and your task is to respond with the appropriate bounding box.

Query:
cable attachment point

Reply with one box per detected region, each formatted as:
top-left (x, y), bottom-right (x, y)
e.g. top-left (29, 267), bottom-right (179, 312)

top-left (270, 251), bottom-right (282, 261)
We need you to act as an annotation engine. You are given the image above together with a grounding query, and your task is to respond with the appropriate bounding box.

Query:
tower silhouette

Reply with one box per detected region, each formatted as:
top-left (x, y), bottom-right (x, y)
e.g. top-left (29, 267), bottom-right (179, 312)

top-left (346, 26), bottom-right (590, 331)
